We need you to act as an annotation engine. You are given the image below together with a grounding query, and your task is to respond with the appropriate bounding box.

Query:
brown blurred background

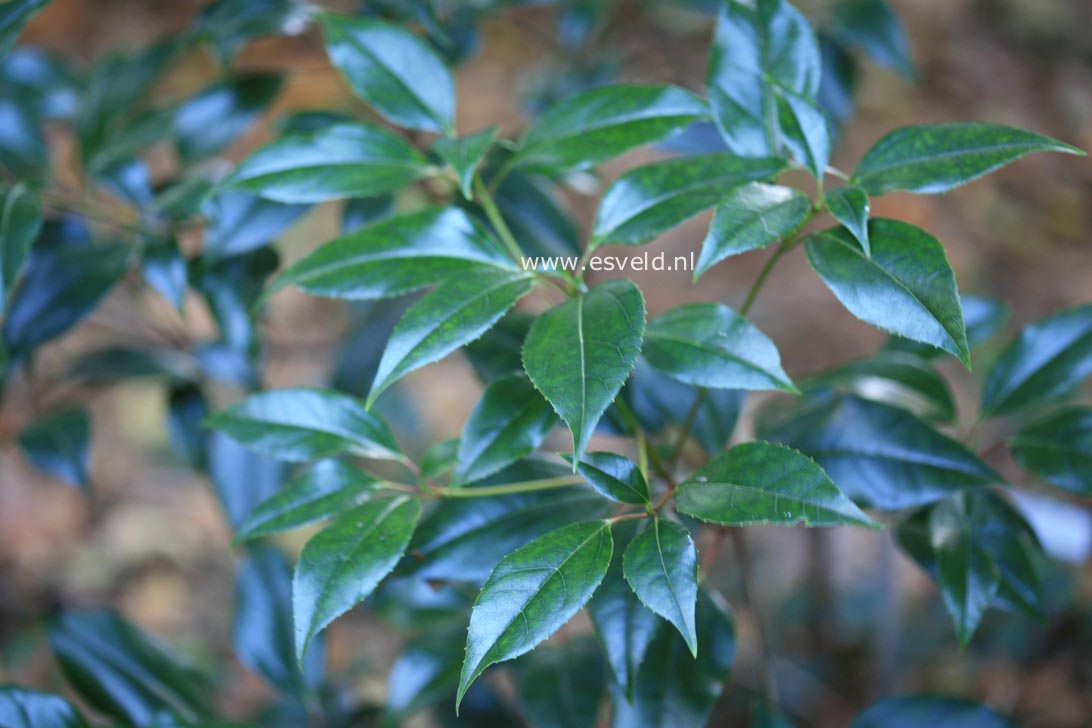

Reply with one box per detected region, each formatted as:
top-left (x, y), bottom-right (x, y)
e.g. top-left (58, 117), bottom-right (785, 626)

top-left (2, 1), bottom-right (1090, 726)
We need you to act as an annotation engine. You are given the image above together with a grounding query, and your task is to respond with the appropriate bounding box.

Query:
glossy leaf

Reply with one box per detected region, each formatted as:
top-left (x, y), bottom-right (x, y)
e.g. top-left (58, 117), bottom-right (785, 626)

top-left (465, 311), bottom-right (535, 383)
top-left (208, 432), bottom-right (285, 529)
top-left (523, 279), bottom-right (646, 461)
top-left (828, 0), bottom-right (914, 78)
top-left (195, 0), bottom-right (309, 62)
top-left (623, 519), bottom-right (698, 654)
top-left (1010, 407), bottom-right (1092, 496)
top-left (807, 220), bottom-right (970, 365)
top-left (696, 183), bottom-right (810, 278)
top-left (0, 183), bottom-right (40, 312)
top-left (141, 238), bottom-right (187, 310)
top-left (929, 493), bottom-right (1001, 644)
top-left (778, 89), bottom-right (831, 178)
top-left (48, 610), bottom-right (212, 726)
top-left (206, 387), bottom-right (404, 463)
top-left (433, 127), bottom-right (498, 198)
top-left (271, 206), bottom-right (514, 301)
top-left (852, 123), bottom-right (1083, 195)
top-left (644, 303), bottom-right (795, 392)
top-left (981, 304), bottom-right (1092, 416)
top-left (677, 441), bottom-right (877, 527)
top-left (590, 153), bottom-right (787, 248)
top-left (455, 374), bottom-right (558, 485)
top-left (824, 185), bottom-right (870, 255)
top-left (224, 122), bottom-right (430, 203)
top-left (810, 351), bottom-right (956, 422)
top-left (367, 270), bottom-right (533, 406)
top-left (457, 520), bottom-right (614, 709)
top-left (235, 460), bottom-right (380, 541)
top-left (0, 687), bottom-right (87, 728)
top-left (0, 0), bottom-right (50, 60)
top-left (512, 636), bottom-right (606, 728)
top-left (885, 293), bottom-right (1009, 359)
top-left (322, 13), bottom-right (455, 133)
top-left (494, 172), bottom-right (581, 257)
top-left (513, 83), bottom-right (708, 173)
top-left (173, 73), bottom-right (282, 161)
top-left (202, 191), bottom-right (308, 260)
top-left (567, 451), bottom-right (650, 505)
top-left (294, 495), bottom-right (421, 660)
top-left (387, 630), bottom-right (464, 719)
top-left (18, 408), bottom-right (90, 491)
top-left (760, 393), bottom-right (998, 509)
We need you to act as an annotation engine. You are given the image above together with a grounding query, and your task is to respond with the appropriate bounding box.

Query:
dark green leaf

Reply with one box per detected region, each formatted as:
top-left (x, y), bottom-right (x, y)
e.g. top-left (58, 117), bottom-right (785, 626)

top-left (807, 220), bottom-right (970, 365)
top-left (677, 441), bottom-right (877, 527)
top-left (192, 244), bottom-right (278, 357)
top-left (0, 46), bottom-right (79, 121)
top-left (853, 696), bottom-right (1015, 728)
top-left (0, 686), bottom-right (87, 728)
top-left (513, 83), bottom-right (708, 173)
top-left (208, 432), bottom-right (285, 529)
top-left (1010, 407), bottom-right (1092, 496)
top-left (760, 393), bottom-right (998, 509)
top-left (512, 636), bottom-right (605, 728)
top-left (809, 351), bottom-right (956, 422)
top-left (457, 520), bottom-right (613, 709)
top-left (142, 238), bottom-right (187, 311)
top-left (464, 312), bottom-right (535, 383)
top-left (194, 0), bottom-right (309, 61)
top-left (494, 173), bottom-right (581, 257)
top-left (235, 460), bottom-right (380, 541)
top-left (590, 154), bottom-right (787, 248)
top-left (18, 408), bottom-right (90, 492)
top-left (342, 194), bottom-right (394, 233)
top-left (566, 451), bottom-right (649, 505)
top-left (420, 437), bottom-right (460, 484)
top-left (611, 589), bottom-right (735, 728)
top-left (225, 122), bottom-right (430, 203)
top-left (206, 387), bottom-right (404, 463)
top-left (271, 206), bottom-right (514, 301)
top-left (294, 495), bottom-right (421, 660)
top-left (852, 123), bottom-right (1083, 195)
top-left (387, 630), bottom-right (464, 719)
top-left (367, 270), bottom-right (533, 406)
top-left (828, 0), bottom-right (914, 78)
top-left (322, 13), bottom-right (455, 133)
top-left (0, 98), bottom-right (47, 178)
top-left (885, 293), bottom-right (1010, 359)
top-left (929, 493), bottom-right (1001, 644)
top-left (48, 610), bottom-right (212, 725)
top-left (523, 279), bottom-right (646, 461)
top-left (433, 127), bottom-right (497, 199)
top-left (455, 374), bottom-right (558, 485)
top-left (0, 0), bottom-right (50, 60)
top-left (824, 185), bottom-right (870, 255)
top-left (778, 89), bottom-right (831, 178)
top-left (203, 191), bottom-right (308, 260)
top-left (982, 304), bottom-right (1092, 417)
top-left (0, 183), bottom-right (41, 312)
top-left (623, 519), bottom-right (698, 654)
top-left (168, 383), bottom-right (208, 468)
top-left (174, 74), bottom-right (282, 161)
top-left (644, 302), bottom-right (796, 392)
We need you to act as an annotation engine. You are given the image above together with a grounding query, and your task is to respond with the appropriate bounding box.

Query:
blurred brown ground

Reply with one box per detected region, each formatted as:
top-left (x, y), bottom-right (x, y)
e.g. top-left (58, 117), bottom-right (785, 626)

top-left (2, 1), bottom-right (1090, 726)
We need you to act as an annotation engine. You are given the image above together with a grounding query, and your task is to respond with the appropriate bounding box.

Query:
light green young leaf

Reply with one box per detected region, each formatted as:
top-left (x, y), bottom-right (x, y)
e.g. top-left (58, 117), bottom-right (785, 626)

top-left (696, 183), bottom-right (810, 279)
top-left (433, 127), bottom-right (498, 199)
top-left (623, 519), bottom-right (698, 655)
top-left (824, 186), bottom-right (870, 256)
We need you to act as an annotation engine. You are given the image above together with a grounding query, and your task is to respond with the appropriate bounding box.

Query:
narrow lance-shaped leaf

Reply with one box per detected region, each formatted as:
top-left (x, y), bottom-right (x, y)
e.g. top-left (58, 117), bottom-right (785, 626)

top-left (206, 387), bottom-right (404, 463)
top-left (623, 519), bottom-right (698, 655)
top-left (1010, 407), bottom-right (1092, 496)
top-left (929, 493), bottom-right (1001, 645)
top-left (677, 441), bottom-right (878, 527)
top-left (852, 123), bottom-right (1083, 196)
top-left (457, 520), bottom-right (614, 710)
top-left (522, 279), bottom-right (646, 462)
top-left (565, 451), bottom-right (650, 505)
top-left (0, 183), bottom-right (41, 312)
top-left (824, 185), bottom-right (870, 256)
top-left (808, 351), bottom-right (956, 423)
top-left (807, 220), bottom-right (970, 366)
top-left (294, 495), bottom-right (421, 661)
top-left (433, 127), bottom-right (498, 199)
top-left (828, 0), bottom-right (915, 79)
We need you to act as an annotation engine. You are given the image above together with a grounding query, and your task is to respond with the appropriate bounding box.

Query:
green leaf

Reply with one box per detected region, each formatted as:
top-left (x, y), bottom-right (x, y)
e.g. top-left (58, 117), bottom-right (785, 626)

top-left (322, 13), bottom-right (455, 133)
top-left (929, 493), bottom-right (1001, 645)
top-left (48, 610), bottom-right (212, 725)
top-left (202, 191), bottom-right (308, 260)
top-left (494, 172), bottom-right (581, 258)
top-left (1010, 407), bottom-right (1092, 496)
top-left (824, 185), bottom-right (870, 256)
top-left (706, 0), bottom-right (820, 156)
top-left (18, 408), bottom-right (90, 492)
top-left (853, 696), bottom-right (1015, 728)
top-left (0, 183), bottom-right (41, 312)
top-left (611, 589), bottom-right (735, 728)
top-left (778, 89), bottom-right (831, 178)
top-left (760, 393), bottom-right (998, 509)
top-left (367, 270), bottom-right (533, 406)
top-left (566, 451), bottom-right (650, 505)
top-left (512, 636), bottom-right (605, 728)
top-left (590, 153), bottom-right (787, 248)
top-left (224, 122), bottom-right (430, 203)
top-left (387, 630), bottom-right (464, 719)
top-left (644, 302), bottom-right (796, 392)
top-left (809, 351), bottom-right (956, 422)
top-left (623, 519), bottom-right (698, 655)
top-left (828, 0), bottom-right (914, 79)
top-left (0, 687), bottom-right (87, 728)
top-left (206, 387), bottom-right (404, 463)
top-left (512, 83), bottom-right (708, 173)
top-left (981, 304), bottom-right (1092, 417)
top-left (465, 311), bottom-right (535, 383)
top-left (271, 207), bottom-right (514, 301)
top-left (457, 520), bottom-right (613, 710)
top-left (234, 460), bottom-right (380, 542)
top-left (677, 441), bottom-right (877, 527)
top-left (0, 0), bottom-right (50, 60)
top-left (294, 495), bottom-right (421, 660)
top-left (455, 374), bottom-right (558, 485)
top-left (696, 182), bottom-right (810, 279)
top-left (885, 293), bottom-right (1010, 359)
top-left (852, 123), bottom-right (1083, 195)
top-left (141, 237), bottom-right (186, 311)
top-left (173, 73), bottom-right (282, 161)
top-left (806, 220), bottom-right (970, 366)
top-left (522, 279), bottom-right (646, 461)
top-left (420, 437), bottom-right (460, 484)
top-left (433, 127), bottom-right (498, 199)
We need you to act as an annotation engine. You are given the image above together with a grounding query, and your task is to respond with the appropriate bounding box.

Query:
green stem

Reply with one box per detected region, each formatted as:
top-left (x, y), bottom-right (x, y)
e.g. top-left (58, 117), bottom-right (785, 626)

top-left (435, 475), bottom-right (585, 498)
top-left (740, 243), bottom-right (790, 317)
top-left (474, 175), bottom-right (524, 263)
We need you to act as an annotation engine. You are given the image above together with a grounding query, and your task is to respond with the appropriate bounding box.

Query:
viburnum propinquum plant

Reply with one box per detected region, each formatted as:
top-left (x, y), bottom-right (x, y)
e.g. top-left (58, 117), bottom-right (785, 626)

top-left (0, 0), bottom-right (1089, 726)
